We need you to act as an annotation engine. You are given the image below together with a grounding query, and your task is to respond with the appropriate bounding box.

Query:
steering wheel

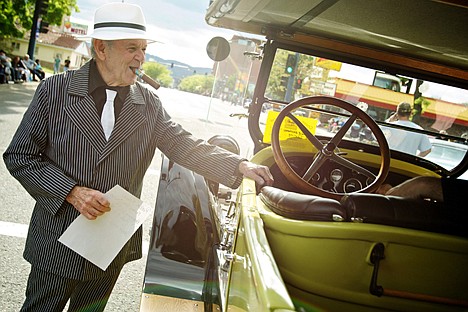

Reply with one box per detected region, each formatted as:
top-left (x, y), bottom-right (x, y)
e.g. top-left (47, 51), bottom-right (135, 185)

top-left (271, 96), bottom-right (390, 201)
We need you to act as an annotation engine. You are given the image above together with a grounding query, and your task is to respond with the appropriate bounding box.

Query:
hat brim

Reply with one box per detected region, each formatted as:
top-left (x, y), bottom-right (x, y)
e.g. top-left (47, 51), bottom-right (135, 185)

top-left (76, 27), bottom-right (156, 43)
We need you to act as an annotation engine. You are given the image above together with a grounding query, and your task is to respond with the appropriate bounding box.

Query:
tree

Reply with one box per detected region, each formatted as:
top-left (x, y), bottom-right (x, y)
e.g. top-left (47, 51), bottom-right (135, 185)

top-left (266, 49), bottom-right (290, 100)
top-left (266, 50), bottom-right (321, 101)
top-left (142, 62), bottom-right (173, 88)
top-left (0, 0), bottom-right (78, 39)
top-left (178, 75), bottom-right (214, 95)
top-left (294, 54), bottom-right (315, 96)
top-left (225, 74), bottom-right (237, 92)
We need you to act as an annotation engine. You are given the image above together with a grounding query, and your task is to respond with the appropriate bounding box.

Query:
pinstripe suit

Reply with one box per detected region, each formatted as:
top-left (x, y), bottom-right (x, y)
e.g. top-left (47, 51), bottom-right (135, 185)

top-left (3, 61), bottom-right (244, 309)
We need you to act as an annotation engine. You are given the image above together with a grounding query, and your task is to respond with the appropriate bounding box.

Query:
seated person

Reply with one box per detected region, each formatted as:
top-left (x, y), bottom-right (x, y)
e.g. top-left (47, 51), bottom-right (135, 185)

top-left (23, 54), bottom-right (43, 81)
top-left (0, 62), bottom-right (6, 83)
top-left (34, 59), bottom-right (46, 80)
top-left (0, 49), bottom-right (17, 83)
top-left (378, 176), bottom-right (465, 207)
top-left (12, 56), bottom-right (29, 82)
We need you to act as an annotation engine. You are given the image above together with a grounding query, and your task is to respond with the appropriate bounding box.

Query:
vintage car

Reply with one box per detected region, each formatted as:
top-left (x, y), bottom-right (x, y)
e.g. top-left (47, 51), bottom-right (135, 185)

top-left (140, 0), bottom-right (468, 311)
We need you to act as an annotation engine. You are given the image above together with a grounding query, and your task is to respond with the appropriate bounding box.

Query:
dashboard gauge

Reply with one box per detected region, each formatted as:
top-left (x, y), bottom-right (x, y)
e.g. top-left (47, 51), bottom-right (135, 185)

top-left (312, 172), bottom-right (321, 182)
top-left (344, 178), bottom-right (363, 193)
top-left (330, 169), bottom-right (343, 183)
top-left (366, 176), bottom-right (375, 186)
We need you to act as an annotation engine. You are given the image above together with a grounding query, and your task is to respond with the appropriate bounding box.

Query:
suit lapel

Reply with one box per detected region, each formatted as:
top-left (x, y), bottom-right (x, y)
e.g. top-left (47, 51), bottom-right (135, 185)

top-left (65, 63), bottom-right (106, 154)
top-left (65, 63), bottom-right (148, 161)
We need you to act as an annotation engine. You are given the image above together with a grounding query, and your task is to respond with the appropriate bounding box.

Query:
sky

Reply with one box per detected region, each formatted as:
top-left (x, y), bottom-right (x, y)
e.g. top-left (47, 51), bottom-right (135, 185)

top-left (71, 0), bottom-right (257, 68)
top-left (70, 0), bottom-right (468, 104)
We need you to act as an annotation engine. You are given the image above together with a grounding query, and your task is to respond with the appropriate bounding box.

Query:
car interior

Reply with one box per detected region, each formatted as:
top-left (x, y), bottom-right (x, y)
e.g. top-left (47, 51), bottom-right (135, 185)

top-left (207, 0), bottom-right (468, 310)
top-left (140, 1), bottom-right (468, 311)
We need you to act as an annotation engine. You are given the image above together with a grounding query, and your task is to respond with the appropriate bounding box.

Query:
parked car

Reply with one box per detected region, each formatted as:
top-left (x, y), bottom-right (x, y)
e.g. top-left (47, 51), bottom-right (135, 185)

top-left (139, 1), bottom-right (468, 311)
top-left (425, 138), bottom-right (468, 179)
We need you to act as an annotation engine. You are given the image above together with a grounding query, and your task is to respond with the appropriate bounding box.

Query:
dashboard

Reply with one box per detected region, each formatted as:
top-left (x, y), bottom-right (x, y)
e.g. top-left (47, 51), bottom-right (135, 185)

top-left (269, 155), bottom-right (410, 195)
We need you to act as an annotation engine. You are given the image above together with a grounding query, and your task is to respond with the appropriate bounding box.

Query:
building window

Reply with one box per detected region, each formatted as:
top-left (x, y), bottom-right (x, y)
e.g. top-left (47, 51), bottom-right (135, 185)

top-left (11, 42), bottom-right (20, 51)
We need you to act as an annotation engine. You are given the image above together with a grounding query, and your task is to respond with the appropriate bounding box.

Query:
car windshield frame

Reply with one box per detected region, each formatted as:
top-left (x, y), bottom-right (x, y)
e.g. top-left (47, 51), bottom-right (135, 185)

top-left (246, 39), bottom-right (468, 178)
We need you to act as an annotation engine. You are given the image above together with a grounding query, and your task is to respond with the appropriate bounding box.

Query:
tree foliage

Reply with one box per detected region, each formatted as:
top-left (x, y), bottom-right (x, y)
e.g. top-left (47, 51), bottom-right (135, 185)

top-left (266, 49), bottom-right (318, 101)
top-left (266, 49), bottom-right (289, 100)
top-left (178, 75), bottom-right (214, 95)
top-left (295, 54), bottom-right (316, 96)
top-left (0, 0), bottom-right (79, 39)
top-left (226, 74), bottom-right (237, 91)
top-left (142, 62), bottom-right (173, 88)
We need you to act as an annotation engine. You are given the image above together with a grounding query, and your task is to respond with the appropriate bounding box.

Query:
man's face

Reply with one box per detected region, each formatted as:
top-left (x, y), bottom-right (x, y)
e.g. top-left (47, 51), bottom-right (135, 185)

top-left (95, 39), bottom-right (147, 87)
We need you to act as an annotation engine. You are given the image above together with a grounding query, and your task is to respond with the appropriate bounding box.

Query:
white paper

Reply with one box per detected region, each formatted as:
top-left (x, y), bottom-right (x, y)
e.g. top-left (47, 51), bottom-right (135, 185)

top-left (58, 185), bottom-right (152, 270)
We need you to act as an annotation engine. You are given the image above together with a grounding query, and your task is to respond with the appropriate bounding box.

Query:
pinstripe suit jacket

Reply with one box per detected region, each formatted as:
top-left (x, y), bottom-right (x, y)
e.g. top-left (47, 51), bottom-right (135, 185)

top-left (3, 62), bottom-right (244, 280)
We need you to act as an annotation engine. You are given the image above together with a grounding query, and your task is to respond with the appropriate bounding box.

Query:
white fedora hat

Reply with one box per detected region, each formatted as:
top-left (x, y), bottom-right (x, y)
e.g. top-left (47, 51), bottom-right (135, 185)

top-left (80, 2), bottom-right (155, 42)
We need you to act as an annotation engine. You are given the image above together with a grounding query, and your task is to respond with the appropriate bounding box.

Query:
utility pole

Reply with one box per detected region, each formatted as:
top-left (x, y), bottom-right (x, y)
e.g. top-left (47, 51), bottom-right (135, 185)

top-left (284, 53), bottom-right (299, 102)
top-left (28, 0), bottom-right (48, 59)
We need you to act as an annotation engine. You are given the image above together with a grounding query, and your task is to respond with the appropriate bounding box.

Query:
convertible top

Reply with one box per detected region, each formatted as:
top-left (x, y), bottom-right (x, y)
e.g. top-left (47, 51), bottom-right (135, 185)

top-left (206, 0), bottom-right (468, 82)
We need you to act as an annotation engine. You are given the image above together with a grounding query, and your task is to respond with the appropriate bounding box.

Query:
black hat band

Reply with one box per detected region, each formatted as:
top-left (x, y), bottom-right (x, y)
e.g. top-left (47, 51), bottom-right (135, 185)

top-left (94, 22), bottom-right (146, 32)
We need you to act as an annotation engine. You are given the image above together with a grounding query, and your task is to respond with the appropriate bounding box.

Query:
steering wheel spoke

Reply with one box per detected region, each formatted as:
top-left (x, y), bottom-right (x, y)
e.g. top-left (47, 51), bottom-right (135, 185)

top-left (302, 153), bottom-right (327, 182)
top-left (329, 115), bottom-right (356, 146)
top-left (287, 113), bottom-right (324, 150)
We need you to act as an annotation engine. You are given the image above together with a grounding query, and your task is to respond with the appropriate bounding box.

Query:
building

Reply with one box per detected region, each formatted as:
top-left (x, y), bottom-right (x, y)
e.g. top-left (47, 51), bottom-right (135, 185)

top-left (213, 35), bottom-right (263, 104)
top-left (1, 16), bottom-right (90, 71)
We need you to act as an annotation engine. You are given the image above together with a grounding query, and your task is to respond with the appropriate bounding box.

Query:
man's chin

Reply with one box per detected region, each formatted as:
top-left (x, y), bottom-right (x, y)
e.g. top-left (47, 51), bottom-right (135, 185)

top-left (123, 76), bottom-right (137, 86)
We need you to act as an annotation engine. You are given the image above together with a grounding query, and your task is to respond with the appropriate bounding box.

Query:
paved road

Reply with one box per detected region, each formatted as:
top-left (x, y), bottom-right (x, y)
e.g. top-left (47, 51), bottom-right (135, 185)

top-left (0, 81), bottom-right (252, 311)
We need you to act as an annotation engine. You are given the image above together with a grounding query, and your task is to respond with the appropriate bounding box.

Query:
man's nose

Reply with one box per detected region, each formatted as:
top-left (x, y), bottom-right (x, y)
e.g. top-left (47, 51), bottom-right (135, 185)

top-left (135, 50), bottom-right (146, 62)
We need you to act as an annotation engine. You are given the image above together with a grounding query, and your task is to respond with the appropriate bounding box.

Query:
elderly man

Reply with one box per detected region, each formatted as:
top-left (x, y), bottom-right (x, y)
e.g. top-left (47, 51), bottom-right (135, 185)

top-left (3, 3), bottom-right (273, 311)
top-left (23, 54), bottom-right (44, 81)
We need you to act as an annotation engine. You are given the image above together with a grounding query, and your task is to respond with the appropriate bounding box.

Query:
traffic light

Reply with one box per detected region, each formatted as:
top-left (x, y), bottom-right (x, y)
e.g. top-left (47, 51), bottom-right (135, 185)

top-left (38, 0), bottom-right (49, 16)
top-left (295, 78), bottom-right (302, 89)
top-left (285, 54), bottom-right (296, 74)
top-left (39, 20), bottom-right (49, 33)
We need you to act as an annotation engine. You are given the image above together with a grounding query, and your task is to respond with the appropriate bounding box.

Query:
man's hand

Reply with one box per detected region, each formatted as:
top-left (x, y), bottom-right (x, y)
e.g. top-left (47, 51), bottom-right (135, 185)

top-left (417, 148), bottom-right (431, 158)
top-left (386, 113), bottom-right (398, 123)
top-left (66, 186), bottom-right (111, 220)
top-left (238, 161), bottom-right (274, 187)
top-left (375, 176), bottom-right (443, 202)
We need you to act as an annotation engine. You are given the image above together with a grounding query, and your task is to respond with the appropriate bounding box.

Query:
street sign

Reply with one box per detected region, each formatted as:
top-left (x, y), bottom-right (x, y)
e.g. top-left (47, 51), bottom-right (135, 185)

top-left (316, 58), bottom-right (342, 71)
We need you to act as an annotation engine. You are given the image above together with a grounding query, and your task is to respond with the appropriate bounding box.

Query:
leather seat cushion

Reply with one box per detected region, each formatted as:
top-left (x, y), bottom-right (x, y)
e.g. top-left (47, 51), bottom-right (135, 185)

top-left (260, 186), bottom-right (346, 221)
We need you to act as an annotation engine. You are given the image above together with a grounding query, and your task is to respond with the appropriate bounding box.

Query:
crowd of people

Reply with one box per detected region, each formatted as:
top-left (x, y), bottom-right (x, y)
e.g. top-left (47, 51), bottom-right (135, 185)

top-left (0, 49), bottom-right (70, 84)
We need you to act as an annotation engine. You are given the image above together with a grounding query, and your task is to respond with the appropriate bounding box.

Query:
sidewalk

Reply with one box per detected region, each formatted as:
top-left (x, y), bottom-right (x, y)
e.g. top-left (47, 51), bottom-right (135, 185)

top-left (0, 70), bottom-right (57, 97)
top-left (0, 79), bottom-right (39, 109)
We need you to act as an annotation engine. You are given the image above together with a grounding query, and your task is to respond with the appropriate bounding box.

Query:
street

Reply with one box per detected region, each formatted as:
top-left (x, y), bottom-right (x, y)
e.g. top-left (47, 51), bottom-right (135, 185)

top-left (0, 82), bottom-right (252, 311)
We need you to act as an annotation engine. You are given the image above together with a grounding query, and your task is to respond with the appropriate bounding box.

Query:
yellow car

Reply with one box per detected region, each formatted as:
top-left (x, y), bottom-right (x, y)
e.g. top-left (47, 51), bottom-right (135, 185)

top-left (140, 1), bottom-right (468, 311)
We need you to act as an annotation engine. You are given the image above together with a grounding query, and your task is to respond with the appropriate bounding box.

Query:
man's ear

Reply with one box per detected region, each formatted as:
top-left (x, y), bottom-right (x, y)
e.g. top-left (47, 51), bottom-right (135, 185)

top-left (93, 39), bottom-right (107, 61)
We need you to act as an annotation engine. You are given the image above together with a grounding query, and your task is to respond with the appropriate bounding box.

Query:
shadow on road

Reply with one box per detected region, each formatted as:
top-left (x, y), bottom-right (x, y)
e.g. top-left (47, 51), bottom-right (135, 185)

top-left (0, 82), bottom-right (39, 116)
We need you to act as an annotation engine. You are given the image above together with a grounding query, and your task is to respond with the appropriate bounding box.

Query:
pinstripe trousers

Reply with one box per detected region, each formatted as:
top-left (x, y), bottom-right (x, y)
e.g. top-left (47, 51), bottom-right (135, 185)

top-left (20, 266), bottom-right (121, 312)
